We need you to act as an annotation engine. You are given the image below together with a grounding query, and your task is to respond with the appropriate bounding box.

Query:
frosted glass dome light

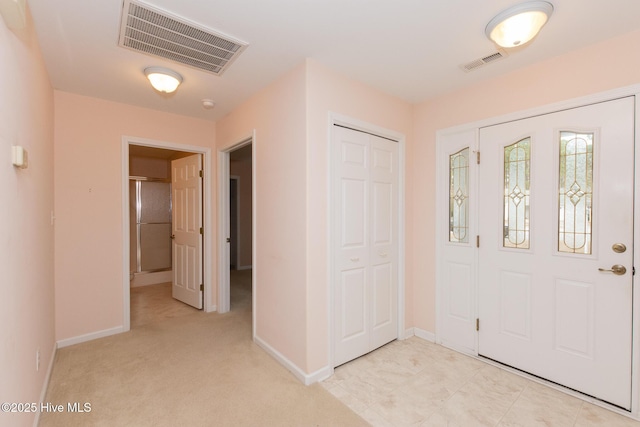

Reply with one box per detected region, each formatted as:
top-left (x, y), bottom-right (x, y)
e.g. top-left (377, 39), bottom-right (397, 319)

top-left (144, 67), bottom-right (183, 93)
top-left (486, 1), bottom-right (554, 48)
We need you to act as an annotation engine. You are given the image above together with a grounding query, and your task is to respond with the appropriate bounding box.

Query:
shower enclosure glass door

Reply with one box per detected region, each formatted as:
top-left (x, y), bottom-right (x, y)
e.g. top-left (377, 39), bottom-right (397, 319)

top-left (130, 178), bottom-right (172, 274)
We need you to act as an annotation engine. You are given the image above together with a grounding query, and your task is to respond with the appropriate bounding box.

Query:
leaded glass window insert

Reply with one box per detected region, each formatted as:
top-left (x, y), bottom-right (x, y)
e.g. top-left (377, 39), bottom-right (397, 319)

top-left (558, 131), bottom-right (593, 254)
top-left (449, 148), bottom-right (469, 243)
top-left (504, 138), bottom-right (530, 249)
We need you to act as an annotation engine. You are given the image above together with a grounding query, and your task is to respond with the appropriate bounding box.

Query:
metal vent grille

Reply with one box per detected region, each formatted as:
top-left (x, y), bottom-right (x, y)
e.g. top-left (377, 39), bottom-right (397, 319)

top-left (118, 0), bottom-right (247, 75)
top-left (461, 50), bottom-right (508, 73)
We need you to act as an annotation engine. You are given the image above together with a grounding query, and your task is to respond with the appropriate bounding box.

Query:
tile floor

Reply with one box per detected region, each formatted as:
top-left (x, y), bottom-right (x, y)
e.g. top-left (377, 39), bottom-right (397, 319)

top-left (321, 337), bottom-right (640, 426)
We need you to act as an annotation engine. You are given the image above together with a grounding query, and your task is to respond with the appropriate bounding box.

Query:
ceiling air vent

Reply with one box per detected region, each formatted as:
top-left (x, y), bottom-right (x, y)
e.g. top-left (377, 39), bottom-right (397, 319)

top-left (118, 0), bottom-right (248, 76)
top-left (461, 50), bottom-right (508, 73)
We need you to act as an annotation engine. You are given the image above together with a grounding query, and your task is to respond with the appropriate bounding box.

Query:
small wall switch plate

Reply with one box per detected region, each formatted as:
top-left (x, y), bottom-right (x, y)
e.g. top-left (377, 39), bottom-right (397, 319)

top-left (12, 145), bottom-right (27, 168)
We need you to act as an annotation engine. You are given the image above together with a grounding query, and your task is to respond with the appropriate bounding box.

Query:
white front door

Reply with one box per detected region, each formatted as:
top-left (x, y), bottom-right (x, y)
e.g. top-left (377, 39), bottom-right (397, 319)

top-left (171, 154), bottom-right (203, 309)
top-left (333, 125), bottom-right (399, 367)
top-left (478, 97), bottom-right (634, 409)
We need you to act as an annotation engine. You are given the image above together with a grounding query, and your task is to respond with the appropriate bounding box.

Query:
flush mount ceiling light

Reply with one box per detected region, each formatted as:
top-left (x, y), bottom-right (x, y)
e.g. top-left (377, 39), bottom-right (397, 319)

top-left (485, 1), bottom-right (554, 48)
top-left (144, 67), bottom-right (183, 93)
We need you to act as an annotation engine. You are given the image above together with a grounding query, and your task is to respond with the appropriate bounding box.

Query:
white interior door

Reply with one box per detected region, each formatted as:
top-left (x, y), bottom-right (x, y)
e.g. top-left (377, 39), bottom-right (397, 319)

top-left (172, 154), bottom-right (203, 309)
top-left (333, 125), bottom-right (399, 366)
top-left (478, 97), bottom-right (634, 409)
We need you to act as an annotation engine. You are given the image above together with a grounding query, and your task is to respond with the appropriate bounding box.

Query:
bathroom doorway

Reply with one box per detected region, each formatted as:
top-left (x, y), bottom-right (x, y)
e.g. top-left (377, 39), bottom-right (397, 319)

top-left (123, 141), bottom-right (212, 330)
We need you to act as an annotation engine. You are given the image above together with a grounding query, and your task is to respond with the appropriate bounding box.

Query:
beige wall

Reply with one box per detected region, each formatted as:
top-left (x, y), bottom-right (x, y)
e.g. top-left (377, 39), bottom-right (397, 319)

top-left (0, 9), bottom-right (55, 427)
top-left (216, 60), bottom-right (414, 374)
top-left (54, 92), bottom-right (216, 342)
top-left (411, 29), bottom-right (640, 333)
top-left (216, 63), bottom-right (309, 370)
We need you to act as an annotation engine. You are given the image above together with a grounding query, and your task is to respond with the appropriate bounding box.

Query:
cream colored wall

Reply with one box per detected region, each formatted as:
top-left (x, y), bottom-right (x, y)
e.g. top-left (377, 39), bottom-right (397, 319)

top-left (305, 60), bottom-right (414, 372)
top-left (229, 156), bottom-right (252, 268)
top-left (216, 63), bottom-right (309, 370)
top-left (54, 92), bottom-right (216, 342)
top-left (0, 9), bottom-right (55, 427)
top-left (412, 29), bottom-right (640, 334)
top-left (217, 60), bottom-right (414, 374)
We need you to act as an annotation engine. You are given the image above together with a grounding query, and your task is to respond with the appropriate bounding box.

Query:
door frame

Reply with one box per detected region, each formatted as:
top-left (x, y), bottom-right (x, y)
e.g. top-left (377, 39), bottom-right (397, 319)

top-left (217, 133), bottom-right (255, 325)
top-left (327, 112), bottom-right (406, 371)
top-left (435, 84), bottom-right (640, 417)
top-left (121, 136), bottom-right (214, 332)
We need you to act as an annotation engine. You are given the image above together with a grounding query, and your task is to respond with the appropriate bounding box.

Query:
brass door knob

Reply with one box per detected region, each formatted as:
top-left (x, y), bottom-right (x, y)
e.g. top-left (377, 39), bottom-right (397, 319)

top-left (598, 265), bottom-right (626, 275)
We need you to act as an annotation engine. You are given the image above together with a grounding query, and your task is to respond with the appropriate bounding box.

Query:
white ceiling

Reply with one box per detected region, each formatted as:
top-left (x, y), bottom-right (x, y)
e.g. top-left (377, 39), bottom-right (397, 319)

top-left (28, 0), bottom-right (640, 122)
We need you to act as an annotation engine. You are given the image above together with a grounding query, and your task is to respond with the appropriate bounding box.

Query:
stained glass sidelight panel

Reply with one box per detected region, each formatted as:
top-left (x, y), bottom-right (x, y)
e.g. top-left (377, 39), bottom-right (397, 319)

top-left (449, 148), bottom-right (469, 243)
top-left (558, 131), bottom-right (593, 254)
top-left (504, 138), bottom-right (530, 249)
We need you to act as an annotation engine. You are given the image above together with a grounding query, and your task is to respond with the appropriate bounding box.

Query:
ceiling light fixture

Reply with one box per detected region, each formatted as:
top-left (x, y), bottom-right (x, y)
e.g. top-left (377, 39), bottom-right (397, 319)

top-left (144, 67), bottom-right (183, 93)
top-left (485, 1), bottom-right (554, 48)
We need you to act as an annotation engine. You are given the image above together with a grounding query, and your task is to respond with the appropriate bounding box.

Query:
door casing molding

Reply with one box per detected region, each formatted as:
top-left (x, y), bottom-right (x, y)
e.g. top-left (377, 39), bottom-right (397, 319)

top-left (435, 83), bottom-right (640, 418)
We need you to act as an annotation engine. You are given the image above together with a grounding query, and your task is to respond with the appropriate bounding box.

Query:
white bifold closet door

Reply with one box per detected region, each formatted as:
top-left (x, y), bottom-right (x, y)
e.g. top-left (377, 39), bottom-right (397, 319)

top-left (332, 125), bottom-right (399, 367)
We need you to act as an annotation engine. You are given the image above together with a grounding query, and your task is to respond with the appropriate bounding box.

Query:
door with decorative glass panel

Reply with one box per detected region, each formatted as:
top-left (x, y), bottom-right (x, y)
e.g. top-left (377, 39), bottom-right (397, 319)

top-left (478, 97), bottom-right (634, 410)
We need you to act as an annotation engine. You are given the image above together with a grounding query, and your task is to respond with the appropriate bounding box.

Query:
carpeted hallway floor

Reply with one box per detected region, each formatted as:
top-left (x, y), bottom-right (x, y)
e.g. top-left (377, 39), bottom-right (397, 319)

top-left (39, 271), bottom-right (640, 426)
top-left (39, 270), bottom-right (367, 427)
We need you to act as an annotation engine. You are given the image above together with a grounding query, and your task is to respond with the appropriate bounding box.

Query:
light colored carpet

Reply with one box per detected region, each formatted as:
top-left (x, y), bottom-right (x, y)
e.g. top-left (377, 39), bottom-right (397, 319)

top-left (39, 270), bottom-right (367, 426)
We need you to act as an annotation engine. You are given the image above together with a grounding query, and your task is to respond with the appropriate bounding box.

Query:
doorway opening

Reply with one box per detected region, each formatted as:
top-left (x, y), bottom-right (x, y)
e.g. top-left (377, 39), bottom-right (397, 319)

top-left (121, 137), bottom-right (213, 332)
top-left (228, 145), bottom-right (253, 313)
top-left (218, 137), bottom-right (254, 323)
top-left (229, 176), bottom-right (239, 270)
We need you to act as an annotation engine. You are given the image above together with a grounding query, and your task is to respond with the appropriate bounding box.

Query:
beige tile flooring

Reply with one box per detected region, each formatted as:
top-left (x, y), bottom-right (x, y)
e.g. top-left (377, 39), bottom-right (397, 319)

top-left (322, 337), bottom-right (640, 427)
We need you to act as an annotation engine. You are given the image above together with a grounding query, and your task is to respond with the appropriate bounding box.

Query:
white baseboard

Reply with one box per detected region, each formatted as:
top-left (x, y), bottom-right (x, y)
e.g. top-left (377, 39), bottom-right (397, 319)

top-left (403, 327), bottom-right (415, 339)
top-left (33, 341), bottom-right (57, 427)
top-left (254, 335), bottom-right (327, 385)
top-left (413, 327), bottom-right (436, 343)
top-left (306, 365), bottom-right (333, 384)
top-left (130, 270), bottom-right (172, 287)
top-left (236, 265), bottom-right (252, 271)
top-left (57, 326), bottom-right (124, 348)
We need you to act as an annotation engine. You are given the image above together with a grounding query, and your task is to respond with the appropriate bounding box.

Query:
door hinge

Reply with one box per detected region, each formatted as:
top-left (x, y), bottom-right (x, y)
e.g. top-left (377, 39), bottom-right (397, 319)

top-left (476, 235), bottom-right (480, 248)
top-left (476, 151), bottom-right (480, 164)
top-left (199, 170), bottom-right (203, 178)
top-left (633, 266), bottom-right (636, 276)
top-left (200, 227), bottom-right (203, 234)
top-left (476, 318), bottom-right (480, 331)
top-left (200, 284), bottom-right (204, 291)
